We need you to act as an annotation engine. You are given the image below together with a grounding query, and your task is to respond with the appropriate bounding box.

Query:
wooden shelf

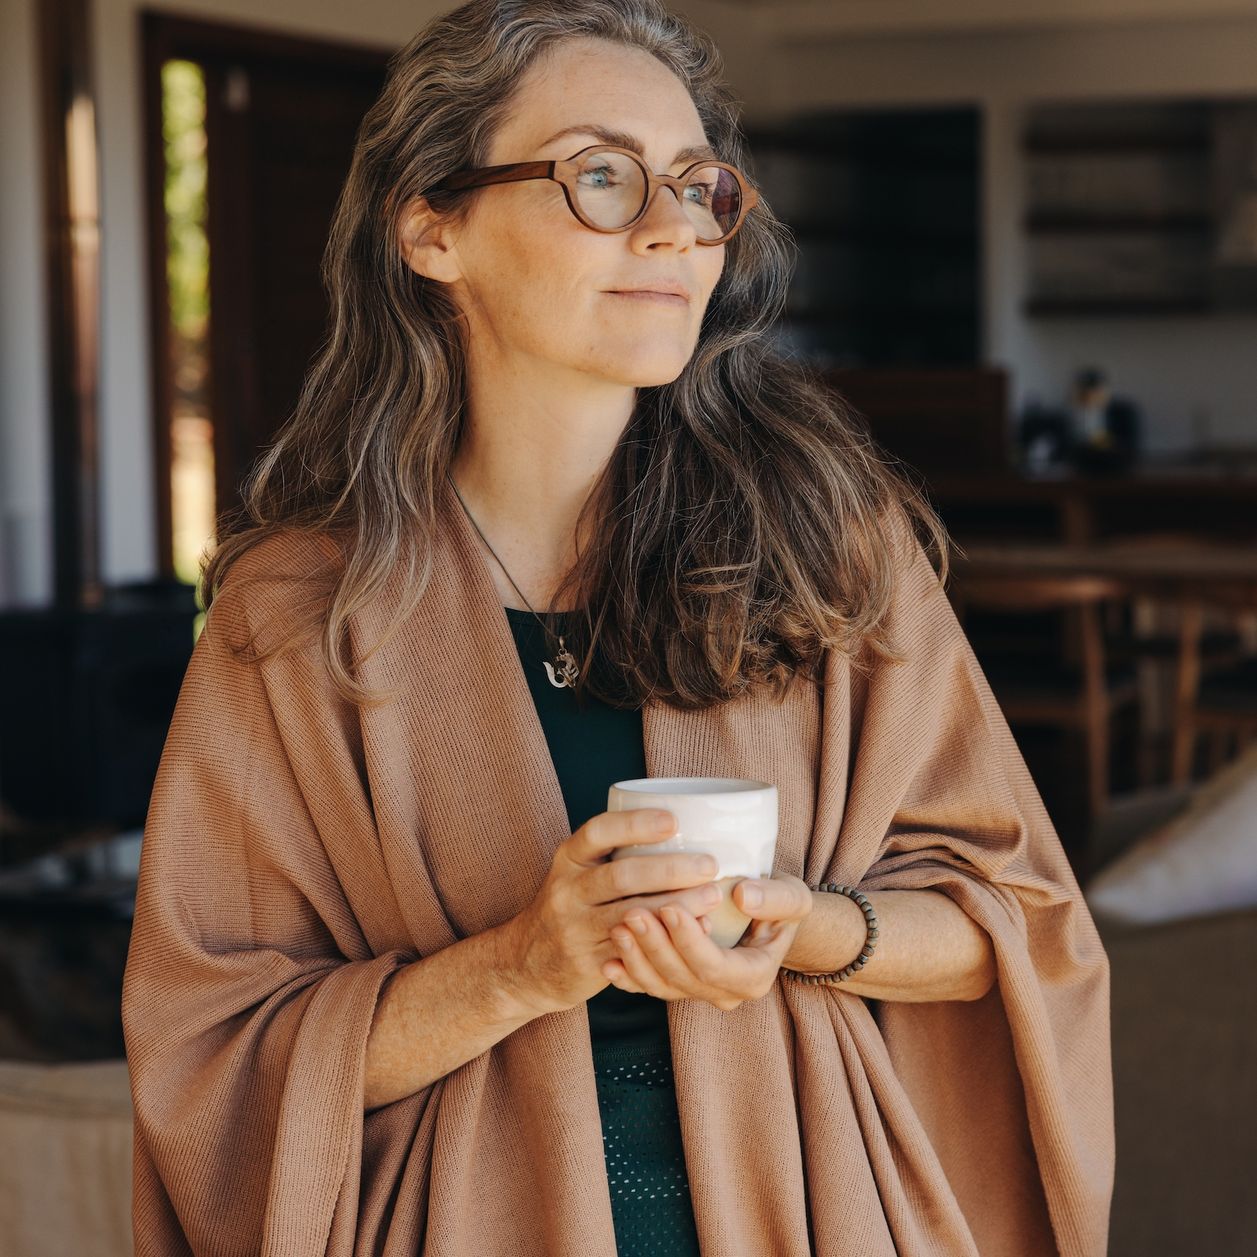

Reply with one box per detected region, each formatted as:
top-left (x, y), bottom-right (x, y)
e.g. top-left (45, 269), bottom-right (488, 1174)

top-left (1019, 101), bottom-right (1236, 317)
top-left (1024, 296), bottom-right (1212, 317)
top-left (748, 106), bottom-right (981, 364)
top-left (1023, 134), bottom-right (1209, 155)
top-left (747, 130), bottom-right (976, 173)
top-left (1025, 213), bottom-right (1212, 233)
top-left (789, 220), bottom-right (977, 244)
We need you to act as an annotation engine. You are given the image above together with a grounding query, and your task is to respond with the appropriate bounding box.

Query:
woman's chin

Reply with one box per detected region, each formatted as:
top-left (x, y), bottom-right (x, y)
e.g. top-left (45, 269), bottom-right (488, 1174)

top-left (596, 349), bottom-right (695, 387)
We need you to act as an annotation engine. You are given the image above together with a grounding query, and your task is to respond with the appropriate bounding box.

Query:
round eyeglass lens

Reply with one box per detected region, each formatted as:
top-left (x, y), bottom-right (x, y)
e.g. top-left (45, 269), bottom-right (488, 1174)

top-left (573, 150), bottom-right (743, 240)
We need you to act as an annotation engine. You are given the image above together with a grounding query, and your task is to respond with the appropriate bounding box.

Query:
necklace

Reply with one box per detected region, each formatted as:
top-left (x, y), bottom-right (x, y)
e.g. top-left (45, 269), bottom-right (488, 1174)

top-left (445, 469), bottom-right (581, 689)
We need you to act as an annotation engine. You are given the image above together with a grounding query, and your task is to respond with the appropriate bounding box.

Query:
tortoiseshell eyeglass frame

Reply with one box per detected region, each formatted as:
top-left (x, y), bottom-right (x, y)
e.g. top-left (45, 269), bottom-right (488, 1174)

top-left (422, 144), bottom-right (761, 245)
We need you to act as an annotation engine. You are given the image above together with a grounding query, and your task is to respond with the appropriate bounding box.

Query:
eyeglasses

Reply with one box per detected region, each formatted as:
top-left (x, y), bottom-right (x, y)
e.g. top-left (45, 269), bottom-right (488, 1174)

top-left (423, 144), bottom-right (760, 245)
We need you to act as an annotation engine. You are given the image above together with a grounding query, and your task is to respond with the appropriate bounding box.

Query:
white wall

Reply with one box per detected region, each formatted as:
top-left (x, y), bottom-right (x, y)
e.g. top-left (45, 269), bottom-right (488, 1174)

top-left (3, 0), bottom-right (1256, 603)
top-left (0, 0), bottom-right (52, 605)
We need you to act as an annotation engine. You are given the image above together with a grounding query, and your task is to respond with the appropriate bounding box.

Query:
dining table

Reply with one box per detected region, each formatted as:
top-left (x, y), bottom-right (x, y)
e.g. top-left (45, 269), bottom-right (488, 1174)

top-left (951, 539), bottom-right (1257, 601)
top-left (928, 457), bottom-right (1257, 546)
top-left (950, 538), bottom-right (1257, 785)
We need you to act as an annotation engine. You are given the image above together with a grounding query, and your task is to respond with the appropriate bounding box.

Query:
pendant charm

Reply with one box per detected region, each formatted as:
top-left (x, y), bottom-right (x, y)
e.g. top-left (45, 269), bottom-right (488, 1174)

top-left (544, 635), bottom-right (580, 689)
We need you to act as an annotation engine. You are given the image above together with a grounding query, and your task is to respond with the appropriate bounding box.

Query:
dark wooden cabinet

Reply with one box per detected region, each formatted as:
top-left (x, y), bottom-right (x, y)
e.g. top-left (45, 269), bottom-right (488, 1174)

top-left (745, 106), bottom-right (982, 368)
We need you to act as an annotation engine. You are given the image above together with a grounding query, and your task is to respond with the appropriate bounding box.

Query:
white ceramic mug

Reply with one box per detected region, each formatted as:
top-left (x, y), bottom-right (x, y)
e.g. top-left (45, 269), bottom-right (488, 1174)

top-left (607, 776), bottom-right (778, 948)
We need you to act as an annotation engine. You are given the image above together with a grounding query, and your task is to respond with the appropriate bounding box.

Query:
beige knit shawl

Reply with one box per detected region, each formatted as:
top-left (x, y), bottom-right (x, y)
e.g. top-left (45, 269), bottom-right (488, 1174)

top-left (122, 480), bottom-right (1114, 1256)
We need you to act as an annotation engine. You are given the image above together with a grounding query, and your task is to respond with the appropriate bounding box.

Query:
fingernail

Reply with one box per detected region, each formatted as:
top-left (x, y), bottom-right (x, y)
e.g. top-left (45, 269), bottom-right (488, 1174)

top-left (627, 915), bottom-right (647, 935)
top-left (741, 882), bottom-right (762, 908)
top-left (661, 906), bottom-right (679, 928)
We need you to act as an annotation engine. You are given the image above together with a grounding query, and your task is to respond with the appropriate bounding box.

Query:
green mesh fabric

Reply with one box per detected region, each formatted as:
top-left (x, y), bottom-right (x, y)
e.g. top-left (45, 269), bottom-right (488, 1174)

top-left (594, 1047), bottom-right (703, 1252)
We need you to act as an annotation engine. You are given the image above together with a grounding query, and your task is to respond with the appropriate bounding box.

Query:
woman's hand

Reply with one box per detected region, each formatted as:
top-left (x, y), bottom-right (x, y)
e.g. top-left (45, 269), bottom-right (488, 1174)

top-left (602, 873), bottom-right (813, 1011)
top-left (502, 808), bottom-right (727, 1017)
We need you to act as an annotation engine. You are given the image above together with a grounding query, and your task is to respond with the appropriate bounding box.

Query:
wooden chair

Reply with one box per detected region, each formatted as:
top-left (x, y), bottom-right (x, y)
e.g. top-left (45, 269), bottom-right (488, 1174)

top-left (1094, 532), bottom-right (1252, 787)
top-left (949, 571), bottom-right (1140, 821)
top-left (1169, 588), bottom-right (1257, 785)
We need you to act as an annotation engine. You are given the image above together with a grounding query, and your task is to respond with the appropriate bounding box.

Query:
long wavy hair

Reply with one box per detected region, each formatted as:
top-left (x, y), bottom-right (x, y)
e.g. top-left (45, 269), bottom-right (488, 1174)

top-left (201, 0), bottom-right (951, 712)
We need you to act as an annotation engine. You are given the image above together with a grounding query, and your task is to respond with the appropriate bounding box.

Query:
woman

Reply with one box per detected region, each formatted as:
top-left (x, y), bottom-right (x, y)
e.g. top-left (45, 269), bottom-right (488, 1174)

top-left (121, 2), bottom-right (1114, 1254)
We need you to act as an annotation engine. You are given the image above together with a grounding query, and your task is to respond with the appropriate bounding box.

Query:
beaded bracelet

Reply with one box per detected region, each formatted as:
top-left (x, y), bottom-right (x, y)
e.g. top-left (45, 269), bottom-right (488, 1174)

top-left (780, 883), bottom-right (879, 985)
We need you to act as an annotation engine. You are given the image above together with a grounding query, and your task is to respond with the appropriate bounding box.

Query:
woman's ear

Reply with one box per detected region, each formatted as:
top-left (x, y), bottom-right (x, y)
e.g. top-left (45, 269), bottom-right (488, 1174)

top-left (396, 195), bottom-right (463, 283)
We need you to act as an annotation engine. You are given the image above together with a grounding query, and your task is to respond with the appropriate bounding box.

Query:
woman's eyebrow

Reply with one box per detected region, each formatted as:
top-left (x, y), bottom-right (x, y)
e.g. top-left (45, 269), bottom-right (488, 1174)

top-left (538, 123), bottom-right (718, 165)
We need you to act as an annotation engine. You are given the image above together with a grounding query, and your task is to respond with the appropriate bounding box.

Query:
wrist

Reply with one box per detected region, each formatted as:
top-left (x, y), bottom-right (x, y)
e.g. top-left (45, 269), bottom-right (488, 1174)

top-left (781, 891), bottom-right (819, 974)
top-left (490, 914), bottom-right (559, 1022)
top-left (782, 889), bottom-right (868, 976)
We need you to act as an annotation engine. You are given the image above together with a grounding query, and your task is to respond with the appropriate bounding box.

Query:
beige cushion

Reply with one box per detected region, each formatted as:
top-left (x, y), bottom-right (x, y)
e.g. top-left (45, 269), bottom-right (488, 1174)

top-left (1085, 741), bottom-right (1257, 926)
top-left (0, 1058), bottom-right (133, 1257)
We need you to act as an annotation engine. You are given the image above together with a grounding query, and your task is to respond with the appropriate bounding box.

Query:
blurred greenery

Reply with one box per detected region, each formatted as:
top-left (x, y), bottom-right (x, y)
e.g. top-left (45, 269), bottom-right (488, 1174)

top-left (162, 60), bottom-right (215, 588)
top-left (162, 60), bottom-right (208, 340)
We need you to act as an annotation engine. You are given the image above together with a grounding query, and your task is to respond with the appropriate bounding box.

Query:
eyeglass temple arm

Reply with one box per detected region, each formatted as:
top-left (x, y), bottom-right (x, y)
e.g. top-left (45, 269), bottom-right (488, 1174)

top-left (428, 160), bottom-right (554, 194)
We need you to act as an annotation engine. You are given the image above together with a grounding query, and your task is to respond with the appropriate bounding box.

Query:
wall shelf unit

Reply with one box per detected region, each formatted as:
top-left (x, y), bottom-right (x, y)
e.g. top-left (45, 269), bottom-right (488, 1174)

top-left (1022, 98), bottom-right (1257, 316)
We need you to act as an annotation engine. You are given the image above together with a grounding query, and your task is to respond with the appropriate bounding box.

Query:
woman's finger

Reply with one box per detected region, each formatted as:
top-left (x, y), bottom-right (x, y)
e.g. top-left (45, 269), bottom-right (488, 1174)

top-left (622, 909), bottom-right (717, 997)
top-left (660, 906), bottom-right (783, 1005)
top-left (733, 874), bottom-right (813, 923)
top-left (612, 918), bottom-right (680, 998)
top-left (603, 958), bottom-right (645, 993)
top-left (657, 905), bottom-right (739, 989)
top-left (617, 909), bottom-right (762, 1007)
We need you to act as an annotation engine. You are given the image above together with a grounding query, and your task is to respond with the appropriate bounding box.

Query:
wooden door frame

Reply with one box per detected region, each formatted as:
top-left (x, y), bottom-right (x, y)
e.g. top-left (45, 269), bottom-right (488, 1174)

top-left (139, 10), bottom-right (392, 580)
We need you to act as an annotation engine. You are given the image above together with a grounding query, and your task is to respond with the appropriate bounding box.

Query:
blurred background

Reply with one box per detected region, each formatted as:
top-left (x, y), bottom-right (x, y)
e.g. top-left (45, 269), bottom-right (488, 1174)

top-left (1, 1), bottom-right (1254, 1253)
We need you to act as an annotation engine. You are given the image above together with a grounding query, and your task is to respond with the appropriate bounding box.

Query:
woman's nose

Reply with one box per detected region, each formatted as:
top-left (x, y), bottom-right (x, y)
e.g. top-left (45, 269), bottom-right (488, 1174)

top-left (636, 181), bottom-right (698, 243)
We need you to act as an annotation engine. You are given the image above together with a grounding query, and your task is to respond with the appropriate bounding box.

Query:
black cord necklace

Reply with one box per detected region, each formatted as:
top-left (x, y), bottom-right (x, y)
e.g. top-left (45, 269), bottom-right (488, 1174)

top-left (446, 469), bottom-right (581, 689)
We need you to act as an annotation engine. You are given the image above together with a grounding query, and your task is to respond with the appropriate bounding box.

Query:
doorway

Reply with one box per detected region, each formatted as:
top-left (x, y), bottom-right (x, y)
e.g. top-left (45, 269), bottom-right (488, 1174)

top-left (141, 12), bottom-right (391, 582)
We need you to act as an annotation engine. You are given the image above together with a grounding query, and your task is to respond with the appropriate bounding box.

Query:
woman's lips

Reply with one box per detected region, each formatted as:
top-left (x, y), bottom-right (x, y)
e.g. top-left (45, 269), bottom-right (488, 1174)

top-left (607, 290), bottom-right (689, 306)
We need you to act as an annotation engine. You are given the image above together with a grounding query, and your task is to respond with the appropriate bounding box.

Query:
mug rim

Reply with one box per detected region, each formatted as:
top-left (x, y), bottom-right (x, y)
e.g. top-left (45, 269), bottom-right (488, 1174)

top-left (609, 776), bottom-right (775, 795)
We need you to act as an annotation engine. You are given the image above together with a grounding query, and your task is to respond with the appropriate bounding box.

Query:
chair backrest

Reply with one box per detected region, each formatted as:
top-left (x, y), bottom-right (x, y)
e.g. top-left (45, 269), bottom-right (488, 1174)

top-left (1096, 532), bottom-right (1257, 614)
top-left (950, 571), bottom-right (1128, 614)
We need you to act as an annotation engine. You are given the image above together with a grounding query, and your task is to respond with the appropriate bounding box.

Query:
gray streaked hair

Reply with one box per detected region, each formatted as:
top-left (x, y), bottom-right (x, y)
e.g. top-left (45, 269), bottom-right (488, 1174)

top-left (202, 0), bottom-right (950, 710)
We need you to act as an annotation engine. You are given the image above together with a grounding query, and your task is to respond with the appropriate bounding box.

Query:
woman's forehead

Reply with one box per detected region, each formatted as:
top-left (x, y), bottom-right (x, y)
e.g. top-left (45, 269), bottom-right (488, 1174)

top-left (502, 41), bottom-right (708, 159)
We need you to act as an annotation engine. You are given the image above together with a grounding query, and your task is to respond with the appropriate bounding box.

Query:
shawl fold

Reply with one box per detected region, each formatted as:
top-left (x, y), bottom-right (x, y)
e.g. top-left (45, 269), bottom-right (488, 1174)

top-left (122, 481), bottom-right (1114, 1256)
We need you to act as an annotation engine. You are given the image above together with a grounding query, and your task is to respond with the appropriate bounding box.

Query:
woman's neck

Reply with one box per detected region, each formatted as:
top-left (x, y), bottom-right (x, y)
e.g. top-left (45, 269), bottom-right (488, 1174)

top-left (449, 438), bottom-right (615, 612)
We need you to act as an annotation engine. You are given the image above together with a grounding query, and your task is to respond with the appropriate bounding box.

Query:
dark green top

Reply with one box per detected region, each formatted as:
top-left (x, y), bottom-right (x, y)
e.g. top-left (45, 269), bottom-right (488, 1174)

top-left (502, 605), bottom-right (702, 1255)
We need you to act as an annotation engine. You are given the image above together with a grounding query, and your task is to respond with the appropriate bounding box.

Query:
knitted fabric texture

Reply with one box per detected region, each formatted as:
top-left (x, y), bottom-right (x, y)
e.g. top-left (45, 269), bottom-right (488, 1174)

top-left (121, 479), bottom-right (1115, 1255)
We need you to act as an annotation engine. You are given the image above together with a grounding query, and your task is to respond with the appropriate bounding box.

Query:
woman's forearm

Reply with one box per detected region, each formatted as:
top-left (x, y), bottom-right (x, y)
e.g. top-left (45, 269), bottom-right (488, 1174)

top-left (363, 921), bottom-right (539, 1111)
top-left (781, 888), bottom-right (997, 1003)
top-left (362, 886), bottom-right (997, 1109)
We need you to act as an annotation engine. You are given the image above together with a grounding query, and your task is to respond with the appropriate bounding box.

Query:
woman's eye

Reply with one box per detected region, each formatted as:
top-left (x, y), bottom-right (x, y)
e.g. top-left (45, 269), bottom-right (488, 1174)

top-left (580, 165), bottom-right (617, 188)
